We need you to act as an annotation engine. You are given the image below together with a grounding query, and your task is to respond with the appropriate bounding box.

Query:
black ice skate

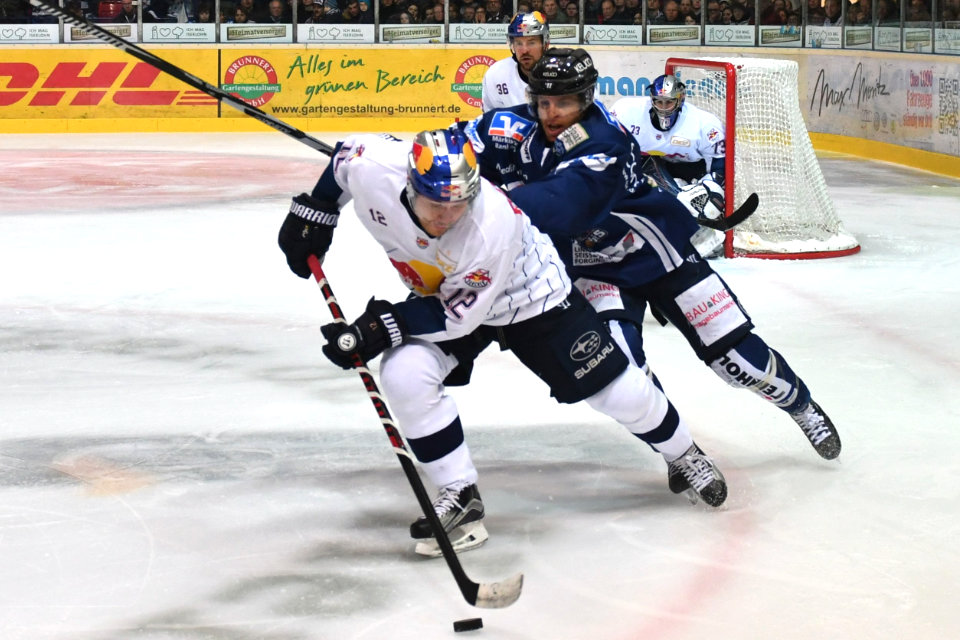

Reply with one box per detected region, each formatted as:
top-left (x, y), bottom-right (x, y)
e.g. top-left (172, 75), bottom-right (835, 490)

top-left (410, 481), bottom-right (488, 557)
top-left (790, 400), bottom-right (841, 460)
top-left (667, 443), bottom-right (728, 507)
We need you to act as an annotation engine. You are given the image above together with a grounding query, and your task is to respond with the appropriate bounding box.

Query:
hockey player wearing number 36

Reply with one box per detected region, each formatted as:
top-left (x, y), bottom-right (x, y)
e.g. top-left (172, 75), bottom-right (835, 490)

top-left (481, 12), bottom-right (549, 112)
top-left (460, 48), bottom-right (841, 467)
top-left (277, 129), bottom-right (729, 556)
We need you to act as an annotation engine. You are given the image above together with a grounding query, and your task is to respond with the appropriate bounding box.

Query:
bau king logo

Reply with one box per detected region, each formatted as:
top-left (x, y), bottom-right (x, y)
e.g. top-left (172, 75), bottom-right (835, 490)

top-left (222, 55), bottom-right (280, 107)
top-left (451, 55), bottom-right (496, 109)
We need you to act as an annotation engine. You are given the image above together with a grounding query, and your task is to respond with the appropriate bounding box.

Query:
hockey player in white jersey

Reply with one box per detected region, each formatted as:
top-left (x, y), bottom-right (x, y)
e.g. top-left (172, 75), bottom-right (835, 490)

top-left (612, 74), bottom-right (727, 257)
top-left (481, 12), bottom-right (549, 112)
top-left (277, 129), bottom-right (728, 556)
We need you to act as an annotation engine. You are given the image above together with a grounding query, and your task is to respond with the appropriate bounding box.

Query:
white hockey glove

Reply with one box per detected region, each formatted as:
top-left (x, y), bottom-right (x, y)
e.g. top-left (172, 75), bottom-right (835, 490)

top-left (677, 178), bottom-right (725, 222)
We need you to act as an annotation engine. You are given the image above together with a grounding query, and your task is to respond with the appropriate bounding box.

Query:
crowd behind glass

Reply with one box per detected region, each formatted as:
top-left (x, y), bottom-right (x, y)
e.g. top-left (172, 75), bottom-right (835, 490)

top-left (1, 0), bottom-right (956, 39)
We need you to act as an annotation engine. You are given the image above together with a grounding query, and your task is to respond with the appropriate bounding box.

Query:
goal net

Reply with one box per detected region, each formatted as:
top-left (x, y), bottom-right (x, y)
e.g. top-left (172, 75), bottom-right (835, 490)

top-left (664, 57), bottom-right (860, 259)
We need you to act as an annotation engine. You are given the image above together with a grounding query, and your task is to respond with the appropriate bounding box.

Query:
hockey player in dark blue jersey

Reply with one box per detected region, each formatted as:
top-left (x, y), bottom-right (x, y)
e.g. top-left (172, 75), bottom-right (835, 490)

top-left (461, 48), bottom-right (841, 467)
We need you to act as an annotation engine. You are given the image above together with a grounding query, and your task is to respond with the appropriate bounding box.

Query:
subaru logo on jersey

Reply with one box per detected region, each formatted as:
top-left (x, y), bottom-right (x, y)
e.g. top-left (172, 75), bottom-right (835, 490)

top-left (489, 113), bottom-right (534, 141)
top-left (569, 331), bottom-right (602, 361)
top-left (463, 268), bottom-right (492, 288)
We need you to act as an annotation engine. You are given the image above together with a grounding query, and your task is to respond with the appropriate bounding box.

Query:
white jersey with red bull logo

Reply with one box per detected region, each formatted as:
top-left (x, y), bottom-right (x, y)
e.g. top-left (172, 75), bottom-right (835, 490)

top-left (481, 56), bottom-right (530, 112)
top-left (317, 134), bottom-right (571, 343)
top-left (611, 96), bottom-right (725, 167)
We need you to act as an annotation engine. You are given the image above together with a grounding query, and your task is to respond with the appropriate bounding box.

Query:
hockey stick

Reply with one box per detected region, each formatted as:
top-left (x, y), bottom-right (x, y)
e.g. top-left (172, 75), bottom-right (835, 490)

top-left (640, 157), bottom-right (758, 231)
top-left (696, 192), bottom-right (759, 232)
top-left (306, 255), bottom-right (523, 609)
top-left (28, 0), bottom-right (334, 156)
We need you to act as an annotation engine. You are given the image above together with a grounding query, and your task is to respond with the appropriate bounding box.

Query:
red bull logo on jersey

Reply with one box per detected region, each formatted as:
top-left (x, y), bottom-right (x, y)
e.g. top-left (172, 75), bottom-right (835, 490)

top-left (489, 112), bottom-right (534, 141)
top-left (707, 128), bottom-right (722, 142)
top-left (463, 269), bottom-right (492, 289)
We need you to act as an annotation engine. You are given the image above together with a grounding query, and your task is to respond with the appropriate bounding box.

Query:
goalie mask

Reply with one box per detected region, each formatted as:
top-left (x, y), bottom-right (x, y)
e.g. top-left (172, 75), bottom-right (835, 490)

top-left (407, 129), bottom-right (481, 204)
top-left (648, 74), bottom-right (686, 131)
top-left (527, 47), bottom-right (598, 111)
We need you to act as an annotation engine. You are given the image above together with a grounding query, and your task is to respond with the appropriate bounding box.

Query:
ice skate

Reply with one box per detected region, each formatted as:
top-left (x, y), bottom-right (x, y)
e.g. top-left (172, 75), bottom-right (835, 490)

top-left (410, 481), bottom-right (488, 557)
top-left (791, 400), bottom-right (841, 460)
top-left (667, 443), bottom-right (728, 507)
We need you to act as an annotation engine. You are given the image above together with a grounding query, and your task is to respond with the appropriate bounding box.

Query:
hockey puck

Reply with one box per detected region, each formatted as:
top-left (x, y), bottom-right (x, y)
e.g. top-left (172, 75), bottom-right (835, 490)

top-left (453, 617), bottom-right (483, 632)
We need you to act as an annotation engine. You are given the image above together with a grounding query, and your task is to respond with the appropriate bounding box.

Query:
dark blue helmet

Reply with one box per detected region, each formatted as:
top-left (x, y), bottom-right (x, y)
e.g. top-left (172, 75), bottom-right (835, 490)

top-left (527, 47), bottom-right (598, 101)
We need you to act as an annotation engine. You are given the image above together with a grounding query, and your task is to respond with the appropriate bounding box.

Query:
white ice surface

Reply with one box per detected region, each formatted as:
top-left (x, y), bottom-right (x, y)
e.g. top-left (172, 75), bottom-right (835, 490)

top-left (1, 132), bottom-right (959, 640)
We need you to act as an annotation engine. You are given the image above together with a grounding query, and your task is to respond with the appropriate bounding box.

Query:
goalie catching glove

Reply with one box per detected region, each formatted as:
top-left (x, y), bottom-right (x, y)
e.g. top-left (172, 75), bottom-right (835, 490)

top-left (677, 177), bottom-right (725, 223)
top-left (278, 193), bottom-right (340, 278)
top-left (321, 298), bottom-right (408, 369)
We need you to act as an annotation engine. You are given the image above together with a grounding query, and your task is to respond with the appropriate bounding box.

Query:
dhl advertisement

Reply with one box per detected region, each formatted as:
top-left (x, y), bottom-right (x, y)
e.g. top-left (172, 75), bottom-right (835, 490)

top-left (0, 47), bottom-right (506, 124)
top-left (218, 48), bottom-right (502, 121)
top-left (0, 49), bottom-right (220, 119)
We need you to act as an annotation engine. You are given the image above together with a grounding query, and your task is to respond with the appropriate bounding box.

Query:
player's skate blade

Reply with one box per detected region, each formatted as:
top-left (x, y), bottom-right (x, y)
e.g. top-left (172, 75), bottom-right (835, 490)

top-left (414, 522), bottom-right (489, 557)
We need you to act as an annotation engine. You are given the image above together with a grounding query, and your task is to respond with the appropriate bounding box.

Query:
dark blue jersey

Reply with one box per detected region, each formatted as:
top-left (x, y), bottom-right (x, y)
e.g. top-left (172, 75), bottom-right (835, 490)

top-left (461, 102), bottom-right (700, 288)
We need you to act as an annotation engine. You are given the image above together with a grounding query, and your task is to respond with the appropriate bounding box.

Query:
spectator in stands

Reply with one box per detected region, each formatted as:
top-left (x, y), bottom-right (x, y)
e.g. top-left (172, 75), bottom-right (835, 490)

top-left (305, 0), bottom-right (327, 20)
top-left (65, 0), bottom-right (85, 18)
top-left (232, 5), bottom-right (253, 20)
top-left (0, 0), bottom-right (30, 22)
top-left (194, 2), bottom-right (214, 21)
top-left (263, 0), bottom-right (288, 21)
top-left (906, 0), bottom-right (930, 21)
top-left (379, 0), bottom-right (403, 21)
top-left (485, 0), bottom-right (510, 21)
top-left (542, 0), bottom-right (562, 21)
top-left (705, 0), bottom-right (721, 22)
top-left (645, 0), bottom-right (663, 21)
top-left (598, 0), bottom-right (630, 21)
top-left (678, 0), bottom-right (697, 20)
top-left (730, 0), bottom-right (752, 22)
top-left (612, 0), bottom-right (632, 19)
top-left (872, 0), bottom-right (893, 21)
top-left (805, 0), bottom-right (825, 21)
top-left (405, 2), bottom-right (420, 20)
top-left (235, 0), bottom-right (258, 20)
top-left (760, 0), bottom-right (783, 23)
top-left (167, 0), bottom-right (194, 20)
top-left (654, 0), bottom-right (684, 21)
top-left (823, 0), bottom-right (843, 23)
top-left (564, 0), bottom-right (580, 21)
top-left (113, 0), bottom-right (137, 21)
top-left (460, 2), bottom-right (477, 20)
top-left (326, 0), bottom-right (364, 21)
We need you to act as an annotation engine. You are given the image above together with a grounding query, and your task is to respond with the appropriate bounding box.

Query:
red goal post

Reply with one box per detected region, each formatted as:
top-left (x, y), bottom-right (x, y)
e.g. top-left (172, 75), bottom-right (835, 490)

top-left (665, 57), bottom-right (860, 260)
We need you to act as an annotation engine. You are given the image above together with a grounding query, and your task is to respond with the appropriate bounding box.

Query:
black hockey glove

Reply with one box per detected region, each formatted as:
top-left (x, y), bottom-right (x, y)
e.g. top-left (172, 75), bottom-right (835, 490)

top-left (278, 193), bottom-right (340, 278)
top-left (320, 298), bottom-right (408, 369)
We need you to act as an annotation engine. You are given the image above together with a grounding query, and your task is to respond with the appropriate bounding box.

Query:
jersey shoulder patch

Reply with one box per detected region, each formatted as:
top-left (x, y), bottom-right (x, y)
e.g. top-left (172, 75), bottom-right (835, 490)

top-left (488, 111), bottom-right (535, 142)
top-left (556, 123), bottom-right (590, 154)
